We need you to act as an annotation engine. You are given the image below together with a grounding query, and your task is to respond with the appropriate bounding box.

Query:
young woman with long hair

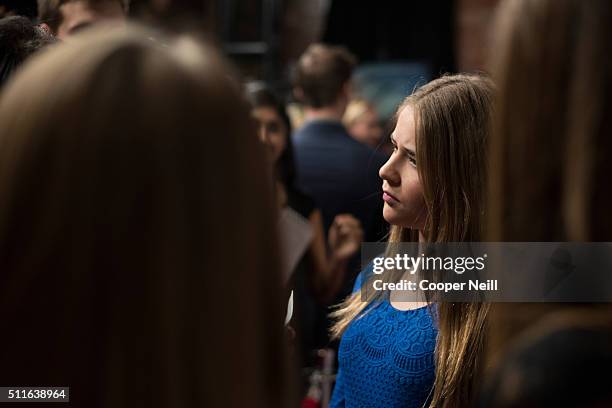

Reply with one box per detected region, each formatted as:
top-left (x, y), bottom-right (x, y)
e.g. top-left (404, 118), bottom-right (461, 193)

top-left (0, 26), bottom-right (293, 407)
top-left (330, 74), bottom-right (494, 408)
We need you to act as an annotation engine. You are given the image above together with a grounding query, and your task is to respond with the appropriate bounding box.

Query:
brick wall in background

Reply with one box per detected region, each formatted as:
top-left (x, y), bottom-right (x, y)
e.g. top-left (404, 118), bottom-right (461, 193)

top-left (456, 0), bottom-right (501, 72)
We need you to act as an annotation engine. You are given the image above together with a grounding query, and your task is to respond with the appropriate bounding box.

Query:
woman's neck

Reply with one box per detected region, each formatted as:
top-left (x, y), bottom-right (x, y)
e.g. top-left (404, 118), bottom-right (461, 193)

top-left (389, 228), bottom-right (429, 310)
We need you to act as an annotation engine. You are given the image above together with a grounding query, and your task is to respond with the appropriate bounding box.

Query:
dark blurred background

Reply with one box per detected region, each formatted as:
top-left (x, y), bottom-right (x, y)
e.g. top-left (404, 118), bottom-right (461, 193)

top-left (0, 0), bottom-right (498, 77)
top-left (0, 0), bottom-right (499, 123)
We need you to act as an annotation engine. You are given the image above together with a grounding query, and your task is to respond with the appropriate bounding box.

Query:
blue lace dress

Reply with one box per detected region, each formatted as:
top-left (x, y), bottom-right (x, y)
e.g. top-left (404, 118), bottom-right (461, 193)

top-left (330, 270), bottom-right (438, 408)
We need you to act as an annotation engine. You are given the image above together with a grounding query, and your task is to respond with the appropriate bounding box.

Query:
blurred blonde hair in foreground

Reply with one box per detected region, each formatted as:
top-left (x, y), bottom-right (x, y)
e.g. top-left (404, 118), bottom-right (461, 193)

top-left (486, 0), bottom-right (612, 396)
top-left (0, 25), bottom-right (293, 407)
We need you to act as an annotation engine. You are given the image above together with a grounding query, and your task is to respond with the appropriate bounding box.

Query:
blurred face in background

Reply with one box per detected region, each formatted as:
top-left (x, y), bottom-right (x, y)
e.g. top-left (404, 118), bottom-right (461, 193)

top-left (379, 104), bottom-right (426, 229)
top-left (55, 0), bottom-right (124, 39)
top-left (347, 106), bottom-right (383, 148)
top-left (252, 106), bottom-right (287, 163)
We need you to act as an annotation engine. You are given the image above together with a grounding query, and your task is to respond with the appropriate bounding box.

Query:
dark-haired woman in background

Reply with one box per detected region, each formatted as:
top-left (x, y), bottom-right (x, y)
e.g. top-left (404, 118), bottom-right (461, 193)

top-left (246, 84), bottom-right (363, 393)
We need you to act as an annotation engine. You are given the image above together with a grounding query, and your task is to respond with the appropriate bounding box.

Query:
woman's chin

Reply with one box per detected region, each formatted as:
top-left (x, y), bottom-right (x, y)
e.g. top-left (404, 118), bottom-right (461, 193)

top-left (383, 206), bottom-right (423, 230)
top-left (383, 205), bottom-right (402, 226)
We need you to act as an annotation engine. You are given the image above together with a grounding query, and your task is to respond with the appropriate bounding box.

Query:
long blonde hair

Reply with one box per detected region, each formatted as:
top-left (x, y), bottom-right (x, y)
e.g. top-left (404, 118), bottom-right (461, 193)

top-left (331, 73), bottom-right (493, 407)
top-left (0, 26), bottom-right (293, 407)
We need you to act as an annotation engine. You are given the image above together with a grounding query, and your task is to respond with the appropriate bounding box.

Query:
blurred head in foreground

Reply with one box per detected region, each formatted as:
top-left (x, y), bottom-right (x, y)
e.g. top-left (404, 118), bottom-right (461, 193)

top-left (480, 312), bottom-right (612, 408)
top-left (487, 0), bottom-right (612, 360)
top-left (0, 25), bottom-right (291, 407)
top-left (0, 15), bottom-right (55, 88)
top-left (489, 0), bottom-right (612, 242)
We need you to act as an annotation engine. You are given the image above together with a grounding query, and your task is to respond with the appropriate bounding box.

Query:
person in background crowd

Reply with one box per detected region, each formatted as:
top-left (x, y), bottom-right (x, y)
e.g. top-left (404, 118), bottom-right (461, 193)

top-left (246, 84), bottom-right (363, 394)
top-left (291, 44), bottom-right (388, 359)
top-left (38, 0), bottom-right (126, 39)
top-left (0, 15), bottom-right (55, 88)
top-left (343, 98), bottom-right (385, 151)
top-left (247, 84), bottom-right (363, 302)
top-left (0, 5), bottom-right (13, 18)
top-left (292, 44), bottom-right (387, 247)
top-left (0, 25), bottom-right (293, 407)
top-left (485, 0), bottom-right (612, 393)
top-left (331, 74), bottom-right (494, 408)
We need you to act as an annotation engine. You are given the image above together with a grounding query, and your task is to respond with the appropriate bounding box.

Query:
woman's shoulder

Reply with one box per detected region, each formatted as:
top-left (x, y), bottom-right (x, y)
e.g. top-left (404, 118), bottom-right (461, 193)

top-left (352, 260), bottom-right (378, 293)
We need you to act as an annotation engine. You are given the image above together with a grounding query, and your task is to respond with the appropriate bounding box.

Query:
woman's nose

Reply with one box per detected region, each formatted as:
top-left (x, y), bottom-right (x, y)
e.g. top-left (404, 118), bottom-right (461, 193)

top-left (258, 126), bottom-right (269, 145)
top-left (379, 156), bottom-right (400, 186)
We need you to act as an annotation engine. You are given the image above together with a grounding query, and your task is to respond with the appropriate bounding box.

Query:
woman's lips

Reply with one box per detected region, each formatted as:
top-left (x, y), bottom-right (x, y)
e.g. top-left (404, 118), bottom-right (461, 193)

top-left (382, 191), bottom-right (399, 204)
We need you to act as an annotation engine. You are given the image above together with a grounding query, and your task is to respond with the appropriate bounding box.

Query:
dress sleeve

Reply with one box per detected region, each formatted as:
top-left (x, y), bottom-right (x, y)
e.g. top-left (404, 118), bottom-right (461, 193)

top-left (352, 271), bottom-right (364, 293)
top-left (352, 260), bottom-right (377, 293)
